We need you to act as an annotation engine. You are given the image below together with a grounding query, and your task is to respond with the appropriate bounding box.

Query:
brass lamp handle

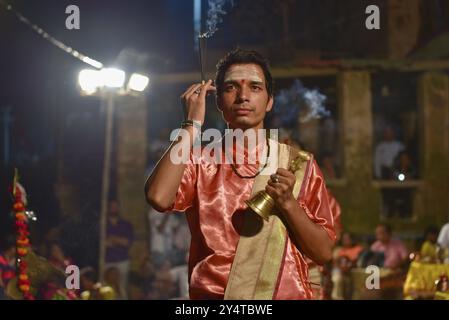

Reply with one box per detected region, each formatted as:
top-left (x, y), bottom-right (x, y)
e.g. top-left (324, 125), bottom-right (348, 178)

top-left (289, 151), bottom-right (311, 172)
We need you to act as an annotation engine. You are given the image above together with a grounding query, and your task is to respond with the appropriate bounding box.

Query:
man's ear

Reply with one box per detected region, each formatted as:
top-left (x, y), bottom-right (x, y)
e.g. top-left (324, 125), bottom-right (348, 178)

top-left (266, 96), bottom-right (274, 112)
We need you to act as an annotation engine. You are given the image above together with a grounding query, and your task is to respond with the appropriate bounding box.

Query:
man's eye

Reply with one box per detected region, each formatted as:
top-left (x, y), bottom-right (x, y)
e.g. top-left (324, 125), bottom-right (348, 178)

top-left (225, 84), bottom-right (235, 91)
top-left (251, 85), bottom-right (262, 91)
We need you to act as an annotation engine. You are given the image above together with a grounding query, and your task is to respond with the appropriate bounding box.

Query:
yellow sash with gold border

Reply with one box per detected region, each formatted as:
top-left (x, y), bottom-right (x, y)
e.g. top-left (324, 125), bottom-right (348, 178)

top-left (224, 142), bottom-right (310, 300)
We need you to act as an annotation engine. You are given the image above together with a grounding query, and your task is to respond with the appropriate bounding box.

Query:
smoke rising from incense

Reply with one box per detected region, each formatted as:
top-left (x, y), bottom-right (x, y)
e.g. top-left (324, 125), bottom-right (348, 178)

top-left (200, 0), bottom-right (234, 38)
top-left (273, 79), bottom-right (330, 127)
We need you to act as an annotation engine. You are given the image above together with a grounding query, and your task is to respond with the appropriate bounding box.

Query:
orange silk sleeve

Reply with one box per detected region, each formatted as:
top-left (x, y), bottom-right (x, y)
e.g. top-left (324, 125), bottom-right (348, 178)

top-left (328, 189), bottom-right (342, 238)
top-left (298, 159), bottom-right (336, 243)
top-left (168, 154), bottom-right (197, 212)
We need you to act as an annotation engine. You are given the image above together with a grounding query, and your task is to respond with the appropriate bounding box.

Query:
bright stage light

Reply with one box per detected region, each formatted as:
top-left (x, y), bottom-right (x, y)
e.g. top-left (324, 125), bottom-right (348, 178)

top-left (78, 68), bottom-right (149, 95)
top-left (78, 69), bottom-right (103, 94)
top-left (101, 68), bottom-right (126, 88)
top-left (128, 73), bottom-right (149, 92)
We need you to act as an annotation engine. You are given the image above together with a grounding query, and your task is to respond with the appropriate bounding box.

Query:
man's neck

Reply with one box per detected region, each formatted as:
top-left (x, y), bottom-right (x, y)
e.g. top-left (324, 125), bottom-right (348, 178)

top-left (227, 125), bottom-right (265, 150)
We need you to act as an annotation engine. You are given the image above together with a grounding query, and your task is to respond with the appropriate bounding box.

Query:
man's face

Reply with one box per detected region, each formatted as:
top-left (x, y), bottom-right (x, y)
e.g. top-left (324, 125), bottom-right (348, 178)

top-left (375, 226), bottom-right (390, 244)
top-left (104, 268), bottom-right (120, 284)
top-left (427, 232), bottom-right (437, 243)
top-left (217, 63), bottom-right (273, 130)
top-left (109, 201), bottom-right (119, 217)
top-left (80, 275), bottom-right (93, 290)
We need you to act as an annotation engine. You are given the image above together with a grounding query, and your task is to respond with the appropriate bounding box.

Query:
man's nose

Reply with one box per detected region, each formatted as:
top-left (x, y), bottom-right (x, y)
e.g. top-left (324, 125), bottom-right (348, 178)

top-left (236, 86), bottom-right (250, 102)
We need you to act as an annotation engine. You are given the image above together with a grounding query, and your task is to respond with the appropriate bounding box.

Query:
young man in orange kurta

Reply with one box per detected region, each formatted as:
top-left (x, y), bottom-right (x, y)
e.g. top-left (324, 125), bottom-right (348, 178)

top-left (145, 49), bottom-right (335, 300)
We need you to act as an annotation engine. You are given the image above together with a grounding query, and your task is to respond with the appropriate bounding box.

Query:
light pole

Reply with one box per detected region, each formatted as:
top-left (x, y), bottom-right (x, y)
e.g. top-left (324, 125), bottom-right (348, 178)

top-left (98, 91), bottom-right (114, 281)
top-left (78, 67), bottom-right (149, 280)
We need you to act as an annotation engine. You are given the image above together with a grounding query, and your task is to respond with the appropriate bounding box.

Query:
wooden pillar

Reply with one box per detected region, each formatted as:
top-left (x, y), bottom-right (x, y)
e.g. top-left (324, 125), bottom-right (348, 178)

top-left (386, 0), bottom-right (421, 59)
top-left (337, 71), bottom-right (380, 233)
top-left (418, 72), bottom-right (449, 223)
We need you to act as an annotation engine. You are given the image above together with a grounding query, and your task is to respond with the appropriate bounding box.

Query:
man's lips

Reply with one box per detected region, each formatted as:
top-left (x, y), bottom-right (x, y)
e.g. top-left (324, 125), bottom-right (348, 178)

top-left (234, 108), bottom-right (252, 116)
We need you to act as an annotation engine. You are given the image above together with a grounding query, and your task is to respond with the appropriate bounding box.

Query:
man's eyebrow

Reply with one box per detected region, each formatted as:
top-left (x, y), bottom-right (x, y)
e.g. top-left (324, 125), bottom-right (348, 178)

top-left (223, 80), bottom-right (264, 84)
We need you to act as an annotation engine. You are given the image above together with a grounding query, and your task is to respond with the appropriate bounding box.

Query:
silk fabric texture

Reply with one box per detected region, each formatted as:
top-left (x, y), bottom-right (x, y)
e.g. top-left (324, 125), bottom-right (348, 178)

top-left (166, 140), bottom-right (336, 299)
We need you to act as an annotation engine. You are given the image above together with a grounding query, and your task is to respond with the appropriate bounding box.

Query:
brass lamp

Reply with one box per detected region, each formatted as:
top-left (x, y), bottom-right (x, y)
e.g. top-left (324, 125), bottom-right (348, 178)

top-left (245, 150), bottom-right (311, 220)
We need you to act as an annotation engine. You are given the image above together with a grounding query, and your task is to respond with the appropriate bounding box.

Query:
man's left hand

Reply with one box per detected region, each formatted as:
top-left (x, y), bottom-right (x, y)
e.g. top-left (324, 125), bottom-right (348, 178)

top-left (265, 168), bottom-right (297, 212)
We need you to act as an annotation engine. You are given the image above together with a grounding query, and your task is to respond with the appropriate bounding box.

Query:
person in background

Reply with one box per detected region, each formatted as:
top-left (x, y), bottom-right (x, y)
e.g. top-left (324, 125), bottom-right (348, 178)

top-left (0, 236), bottom-right (16, 291)
top-left (37, 227), bottom-right (61, 258)
top-left (332, 232), bottom-right (363, 300)
top-left (47, 242), bottom-right (74, 271)
top-left (420, 226), bottom-right (440, 261)
top-left (148, 207), bottom-right (176, 266)
top-left (105, 200), bottom-right (134, 299)
top-left (437, 222), bottom-right (449, 251)
top-left (374, 127), bottom-right (405, 179)
top-left (152, 259), bottom-right (176, 299)
top-left (79, 267), bottom-right (115, 300)
top-left (171, 215), bottom-right (191, 266)
top-left (392, 151), bottom-right (416, 181)
top-left (370, 224), bottom-right (409, 270)
top-left (335, 232), bottom-right (364, 266)
top-left (170, 252), bottom-right (189, 300)
top-left (128, 251), bottom-right (155, 300)
top-left (104, 267), bottom-right (123, 300)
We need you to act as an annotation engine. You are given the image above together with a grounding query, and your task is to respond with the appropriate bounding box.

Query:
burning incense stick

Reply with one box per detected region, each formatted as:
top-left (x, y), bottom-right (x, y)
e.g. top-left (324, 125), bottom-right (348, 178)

top-left (196, 0), bottom-right (233, 84)
top-left (198, 34), bottom-right (206, 84)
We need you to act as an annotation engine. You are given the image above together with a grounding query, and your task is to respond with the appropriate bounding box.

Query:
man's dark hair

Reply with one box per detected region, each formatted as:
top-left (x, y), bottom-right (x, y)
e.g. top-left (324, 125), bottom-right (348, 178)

top-left (215, 48), bottom-right (273, 97)
top-left (377, 223), bottom-right (392, 235)
top-left (80, 267), bottom-right (98, 283)
top-left (424, 225), bottom-right (439, 237)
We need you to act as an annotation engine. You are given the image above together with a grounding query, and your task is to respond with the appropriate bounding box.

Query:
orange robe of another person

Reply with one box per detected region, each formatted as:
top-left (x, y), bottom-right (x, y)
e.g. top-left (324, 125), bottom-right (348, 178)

top-left (164, 141), bottom-right (336, 300)
top-left (337, 245), bottom-right (363, 263)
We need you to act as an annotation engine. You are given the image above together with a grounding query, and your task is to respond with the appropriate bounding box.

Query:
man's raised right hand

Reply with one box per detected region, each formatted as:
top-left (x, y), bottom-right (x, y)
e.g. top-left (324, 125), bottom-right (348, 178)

top-left (180, 79), bottom-right (216, 125)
